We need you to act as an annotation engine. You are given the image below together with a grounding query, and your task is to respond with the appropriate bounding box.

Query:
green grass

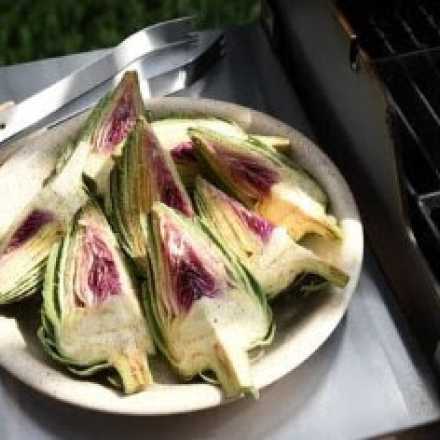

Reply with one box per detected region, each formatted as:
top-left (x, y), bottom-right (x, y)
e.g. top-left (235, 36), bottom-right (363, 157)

top-left (0, 0), bottom-right (260, 66)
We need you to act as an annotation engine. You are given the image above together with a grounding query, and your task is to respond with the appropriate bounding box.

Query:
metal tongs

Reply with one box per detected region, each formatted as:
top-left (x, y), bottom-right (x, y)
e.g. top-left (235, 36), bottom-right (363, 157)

top-left (0, 17), bottom-right (224, 149)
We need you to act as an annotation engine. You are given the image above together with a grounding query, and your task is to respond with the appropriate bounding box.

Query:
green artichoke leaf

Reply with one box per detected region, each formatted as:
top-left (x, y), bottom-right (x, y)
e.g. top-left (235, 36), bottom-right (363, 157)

top-left (107, 116), bottom-right (193, 275)
top-left (195, 178), bottom-right (348, 299)
top-left (38, 202), bottom-right (154, 394)
top-left (189, 127), bottom-right (342, 241)
top-left (143, 202), bottom-right (273, 398)
top-left (0, 72), bottom-right (143, 305)
top-left (151, 117), bottom-right (291, 187)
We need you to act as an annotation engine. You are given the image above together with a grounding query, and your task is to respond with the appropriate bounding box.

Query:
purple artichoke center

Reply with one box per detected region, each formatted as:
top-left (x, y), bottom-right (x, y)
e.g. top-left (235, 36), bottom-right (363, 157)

top-left (97, 87), bottom-right (137, 153)
top-left (171, 141), bottom-right (197, 162)
top-left (227, 154), bottom-right (278, 196)
top-left (84, 232), bottom-right (121, 305)
top-left (231, 202), bottom-right (274, 242)
top-left (208, 180), bottom-right (275, 242)
top-left (146, 134), bottom-right (193, 217)
top-left (163, 224), bottom-right (219, 313)
top-left (6, 209), bottom-right (54, 252)
top-left (175, 251), bottom-right (217, 311)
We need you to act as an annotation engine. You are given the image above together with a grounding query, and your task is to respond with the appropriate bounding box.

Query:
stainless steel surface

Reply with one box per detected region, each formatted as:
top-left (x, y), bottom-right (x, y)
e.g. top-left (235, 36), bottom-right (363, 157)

top-left (45, 30), bottom-right (224, 131)
top-left (0, 24), bottom-right (439, 439)
top-left (267, 0), bottom-right (440, 367)
top-left (0, 17), bottom-right (196, 145)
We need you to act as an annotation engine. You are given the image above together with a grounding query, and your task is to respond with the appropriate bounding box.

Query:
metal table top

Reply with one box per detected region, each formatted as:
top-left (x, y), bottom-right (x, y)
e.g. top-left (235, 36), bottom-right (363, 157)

top-left (0, 25), bottom-right (439, 440)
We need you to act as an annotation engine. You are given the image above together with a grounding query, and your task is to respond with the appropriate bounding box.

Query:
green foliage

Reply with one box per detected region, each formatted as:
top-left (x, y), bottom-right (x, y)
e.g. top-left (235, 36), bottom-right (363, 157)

top-left (0, 0), bottom-right (260, 65)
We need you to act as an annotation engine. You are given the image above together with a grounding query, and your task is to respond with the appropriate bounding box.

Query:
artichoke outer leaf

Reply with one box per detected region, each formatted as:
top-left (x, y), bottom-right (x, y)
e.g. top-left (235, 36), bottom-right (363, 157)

top-left (189, 127), bottom-right (342, 241)
top-left (144, 202), bottom-right (272, 398)
top-left (38, 202), bottom-right (154, 394)
top-left (195, 178), bottom-right (349, 300)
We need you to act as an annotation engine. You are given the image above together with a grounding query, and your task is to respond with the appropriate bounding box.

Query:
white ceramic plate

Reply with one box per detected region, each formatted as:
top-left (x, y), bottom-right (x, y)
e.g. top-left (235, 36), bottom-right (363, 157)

top-left (0, 98), bottom-right (363, 415)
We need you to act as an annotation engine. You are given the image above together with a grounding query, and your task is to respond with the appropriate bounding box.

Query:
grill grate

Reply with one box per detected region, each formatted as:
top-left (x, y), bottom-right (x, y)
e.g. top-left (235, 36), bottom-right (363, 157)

top-left (337, 1), bottom-right (440, 59)
top-left (336, 0), bottom-right (440, 280)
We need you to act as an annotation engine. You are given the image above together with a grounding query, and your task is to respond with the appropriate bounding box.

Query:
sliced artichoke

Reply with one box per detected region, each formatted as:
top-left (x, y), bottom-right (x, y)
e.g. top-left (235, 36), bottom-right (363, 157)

top-left (0, 188), bottom-right (81, 304)
top-left (189, 127), bottom-right (341, 241)
top-left (151, 117), bottom-right (290, 187)
top-left (0, 73), bottom-right (143, 305)
top-left (107, 116), bottom-right (193, 274)
top-left (143, 202), bottom-right (273, 398)
top-left (52, 70), bottom-right (143, 197)
top-left (195, 178), bottom-right (348, 299)
top-left (0, 206), bottom-right (63, 304)
top-left (38, 202), bottom-right (154, 394)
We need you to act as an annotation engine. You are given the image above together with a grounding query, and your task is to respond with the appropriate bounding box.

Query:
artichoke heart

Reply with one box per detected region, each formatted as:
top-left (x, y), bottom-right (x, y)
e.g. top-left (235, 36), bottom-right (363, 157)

top-left (195, 178), bottom-right (349, 299)
top-left (38, 202), bottom-right (154, 394)
top-left (189, 127), bottom-right (341, 241)
top-left (107, 116), bottom-right (193, 274)
top-left (144, 202), bottom-right (273, 398)
top-left (0, 72), bottom-right (143, 305)
top-left (151, 117), bottom-right (290, 187)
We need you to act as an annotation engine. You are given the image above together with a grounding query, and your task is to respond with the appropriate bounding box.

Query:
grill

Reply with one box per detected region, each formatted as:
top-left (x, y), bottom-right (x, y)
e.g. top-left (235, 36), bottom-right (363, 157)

top-left (335, 1), bottom-right (440, 308)
top-left (337, 1), bottom-right (440, 59)
top-left (266, 0), bottom-right (440, 364)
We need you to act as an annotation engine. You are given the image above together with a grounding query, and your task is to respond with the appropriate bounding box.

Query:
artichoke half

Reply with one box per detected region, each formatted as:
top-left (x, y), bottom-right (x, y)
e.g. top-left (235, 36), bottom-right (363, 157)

top-left (151, 118), bottom-right (290, 187)
top-left (38, 202), bottom-right (154, 394)
top-left (107, 116), bottom-right (194, 275)
top-left (194, 178), bottom-right (348, 299)
top-left (0, 205), bottom-right (63, 304)
top-left (189, 127), bottom-right (341, 241)
top-left (144, 202), bottom-right (273, 398)
top-left (51, 70), bottom-right (143, 197)
top-left (0, 72), bottom-right (143, 305)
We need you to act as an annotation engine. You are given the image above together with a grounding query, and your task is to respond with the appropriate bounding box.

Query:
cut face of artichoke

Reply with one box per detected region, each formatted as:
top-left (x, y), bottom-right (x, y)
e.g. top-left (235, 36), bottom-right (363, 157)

top-left (107, 117), bottom-right (193, 274)
top-left (144, 202), bottom-right (273, 398)
top-left (0, 73), bottom-right (143, 305)
top-left (195, 178), bottom-right (349, 299)
top-left (189, 127), bottom-right (342, 241)
top-left (151, 118), bottom-right (290, 187)
top-left (38, 202), bottom-right (154, 394)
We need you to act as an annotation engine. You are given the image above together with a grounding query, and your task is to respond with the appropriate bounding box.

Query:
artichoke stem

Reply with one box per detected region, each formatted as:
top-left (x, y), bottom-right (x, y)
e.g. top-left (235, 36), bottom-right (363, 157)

top-left (266, 258), bottom-right (349, 300)
top-left (211, 334), bottom-right (257, 399)
top-left (111, 350), bottom-right (153, 394)
top-left (309, 259), bottom-right (349, 289)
